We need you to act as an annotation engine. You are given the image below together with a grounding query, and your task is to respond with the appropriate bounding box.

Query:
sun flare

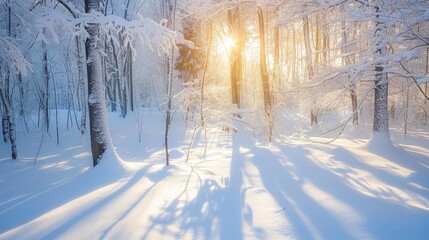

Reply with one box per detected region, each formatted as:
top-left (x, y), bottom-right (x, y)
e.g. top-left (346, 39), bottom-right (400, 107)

top-left (218, 36), bottom-right (236, 60)
top-left (222, 36), bottom-right (235, 52)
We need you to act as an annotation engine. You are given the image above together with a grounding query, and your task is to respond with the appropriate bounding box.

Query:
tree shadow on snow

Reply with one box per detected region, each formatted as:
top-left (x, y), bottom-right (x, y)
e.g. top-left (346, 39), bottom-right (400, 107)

top-left (0, 160), bottom-right (167, 238)
top-left (249, 142), bottom-right (359, 240)
top-left (253, 141), bottom-right (429, 240)
top-left (141, 131), bottom-right (246, 240)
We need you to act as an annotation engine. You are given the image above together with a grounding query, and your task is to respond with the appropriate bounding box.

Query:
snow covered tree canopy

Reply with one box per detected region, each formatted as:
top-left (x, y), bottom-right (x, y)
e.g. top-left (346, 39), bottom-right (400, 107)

top-left (34, 2), bottom-right (193, 57)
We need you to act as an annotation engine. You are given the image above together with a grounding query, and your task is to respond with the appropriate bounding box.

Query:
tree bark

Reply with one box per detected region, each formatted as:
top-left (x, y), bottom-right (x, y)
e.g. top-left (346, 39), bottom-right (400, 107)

top-left (200, 21), bottom-right (213, 126)
top-left (164, 0), bottom-right (178, 166)
top-left (341, 17), bottom-right (358, 124)
top-left (77, 36), bottom-right (87, 135)
top-left (273, 6), bottom-right (280, 94)
top-left (257, 8), bottom-right (272, 114)
top-left (303, 16), bottom-right (317, 125)
top-left (258, 7), bottom-right (273, 139)
top-left (372, 5), bottom-right (389, 134)
top-left (0, 5), bottom-right (18, 159)
top-left (42, 40), bottom-right (50, 132)
top-left (85, 0), bottom-right (110, 166)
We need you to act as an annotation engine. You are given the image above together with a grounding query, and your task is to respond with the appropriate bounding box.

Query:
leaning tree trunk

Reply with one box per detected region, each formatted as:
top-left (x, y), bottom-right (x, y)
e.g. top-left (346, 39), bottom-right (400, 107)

top-left (85, 0), bottom-right (110, 166)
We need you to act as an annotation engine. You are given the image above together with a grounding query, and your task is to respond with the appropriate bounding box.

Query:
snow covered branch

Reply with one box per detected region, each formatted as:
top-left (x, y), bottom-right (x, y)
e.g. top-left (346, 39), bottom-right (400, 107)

top-left (35, 8), bottom-right (193, 57)
top-left (0, 37), bottom-right (31, 76)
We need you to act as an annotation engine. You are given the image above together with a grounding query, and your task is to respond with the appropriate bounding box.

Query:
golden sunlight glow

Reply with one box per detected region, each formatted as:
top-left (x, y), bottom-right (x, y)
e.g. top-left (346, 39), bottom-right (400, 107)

top-left (217, 36), bottom-right (236, 60)
top-left (223, 37), bottom-right (235, 51)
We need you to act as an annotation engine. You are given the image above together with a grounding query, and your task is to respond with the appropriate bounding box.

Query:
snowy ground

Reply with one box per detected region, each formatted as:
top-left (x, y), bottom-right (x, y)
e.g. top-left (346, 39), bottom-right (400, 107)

top-left (1, 110), bottom-right (429, 239)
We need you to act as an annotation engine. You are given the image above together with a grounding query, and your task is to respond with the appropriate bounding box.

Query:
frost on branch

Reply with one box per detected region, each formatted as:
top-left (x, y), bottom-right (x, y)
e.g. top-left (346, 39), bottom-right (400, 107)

top-left (0, 37), bottom-right (31, 76)
top-left (35, 8), bottom-right (187, 57)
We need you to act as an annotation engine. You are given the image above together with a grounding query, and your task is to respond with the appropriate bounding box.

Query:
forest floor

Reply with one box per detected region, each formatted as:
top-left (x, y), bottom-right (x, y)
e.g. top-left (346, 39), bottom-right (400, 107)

top-left (1, 110), bottom-right (429, 239)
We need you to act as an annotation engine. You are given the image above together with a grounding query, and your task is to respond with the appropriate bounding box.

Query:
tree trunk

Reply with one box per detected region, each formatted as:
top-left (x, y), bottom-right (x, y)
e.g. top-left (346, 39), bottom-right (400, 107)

top-left (315, 15), bottom-right (321, 65)
top-left (85, 0), bottom-right (110, 166)
top-left (303, 16), bottom-right (314, 80)
top-left (227, 7), bottom-right (242, 108)
top-left (425, 47), bottom-right (428, 125)
top-left (42, 0), bottom-right (50, 133)
top-left (77, 36), bottom-right (87, 135)
top-left (373, 70), bottom-right (389, 133)
top-left (257, 8), bottom-right (272, 112)
top-left (17, 73), bottom-right (29, 132)
top-left (351, 85), bottom-right (358, 124)
top-left (257, 7), bottom-right (273, 139)
top-left (342, 17), bottom-right (358, 124)
top-left (127, 45), bottom-right (134, 112)
top-left (273, 7), bottom-right (280, 94)
top-left (200, 21), bottom-right (213, 126)
top-left (0, 5), bottom-right (18, 159)
top-left (0, 70), bottom-right (17, 160)
top-left (303, 16), bottom-right (317, 125)
top-left (373, 5), bottom-right (389, 135)
top-left (42, 41), bottom-right (50, 133)
top-left (164, 0), bottom-right (177, 166)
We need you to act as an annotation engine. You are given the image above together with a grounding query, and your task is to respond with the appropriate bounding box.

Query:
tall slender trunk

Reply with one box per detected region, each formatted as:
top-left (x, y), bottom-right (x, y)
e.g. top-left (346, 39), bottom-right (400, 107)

top-left (303, 16), bottom-right (317, 125)
top-left (42, 0), bottom-right (50, 132)
top-left (43, 41), bottom-right (49, 132)
top-left (315, 15), bottom-right (321, 65)
top-left (0, 5), bottom-right (18, 159)
top-left (128, 46), bottom-right (134, 112)
top-left (273, 6), bottom-right (280, 93)
top-left (0, 69), bottom-right (17, 160)
top-left (164, 0), bottom-right (178, 166)
top-left (425, 47), bottom-right (428, 125)
top-left (0, 77), bottom-right (17, 159)
top-left (110, 36), bottom-right (126, 117)
top-left (228, 7), bottom-right (242, 108)
top-left (257, 7), bottom-right (273, 139)
top-left (77, 36), bottom-right (87, 135)
top-left (257, 8), bottom-right (272, 112)
top-left (200, 21), bottom-right (213, 126)
top-left (303, 16), bottom-right (313, 80)
top-left (17, 73), bottom-right (29, 132)
top-left (342, 18), bottom-right (358, 124)
top-left (292, 30), bottom-right (298, 85)
top-left (123, 0), bottom-right (134, 112)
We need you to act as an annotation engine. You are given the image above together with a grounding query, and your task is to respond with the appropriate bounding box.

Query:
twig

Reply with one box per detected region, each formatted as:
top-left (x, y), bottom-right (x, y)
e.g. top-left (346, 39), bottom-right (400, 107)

top-left (33, 131), bottom-right (46, 166)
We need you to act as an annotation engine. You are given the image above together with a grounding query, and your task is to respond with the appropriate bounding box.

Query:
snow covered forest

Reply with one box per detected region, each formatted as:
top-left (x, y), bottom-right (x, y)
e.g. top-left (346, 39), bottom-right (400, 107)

top-left (1, 0), bottom-right (429, 239)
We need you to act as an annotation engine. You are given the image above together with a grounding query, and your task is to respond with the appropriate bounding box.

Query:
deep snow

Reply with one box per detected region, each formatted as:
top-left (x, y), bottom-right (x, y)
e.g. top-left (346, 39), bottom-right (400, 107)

top-left (1, 110), bottom-right (429, 239)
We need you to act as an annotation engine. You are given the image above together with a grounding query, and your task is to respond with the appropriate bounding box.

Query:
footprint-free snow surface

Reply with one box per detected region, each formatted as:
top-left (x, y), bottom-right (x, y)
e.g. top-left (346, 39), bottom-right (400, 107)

top-left (1, 111), bottom-right (429, 239)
